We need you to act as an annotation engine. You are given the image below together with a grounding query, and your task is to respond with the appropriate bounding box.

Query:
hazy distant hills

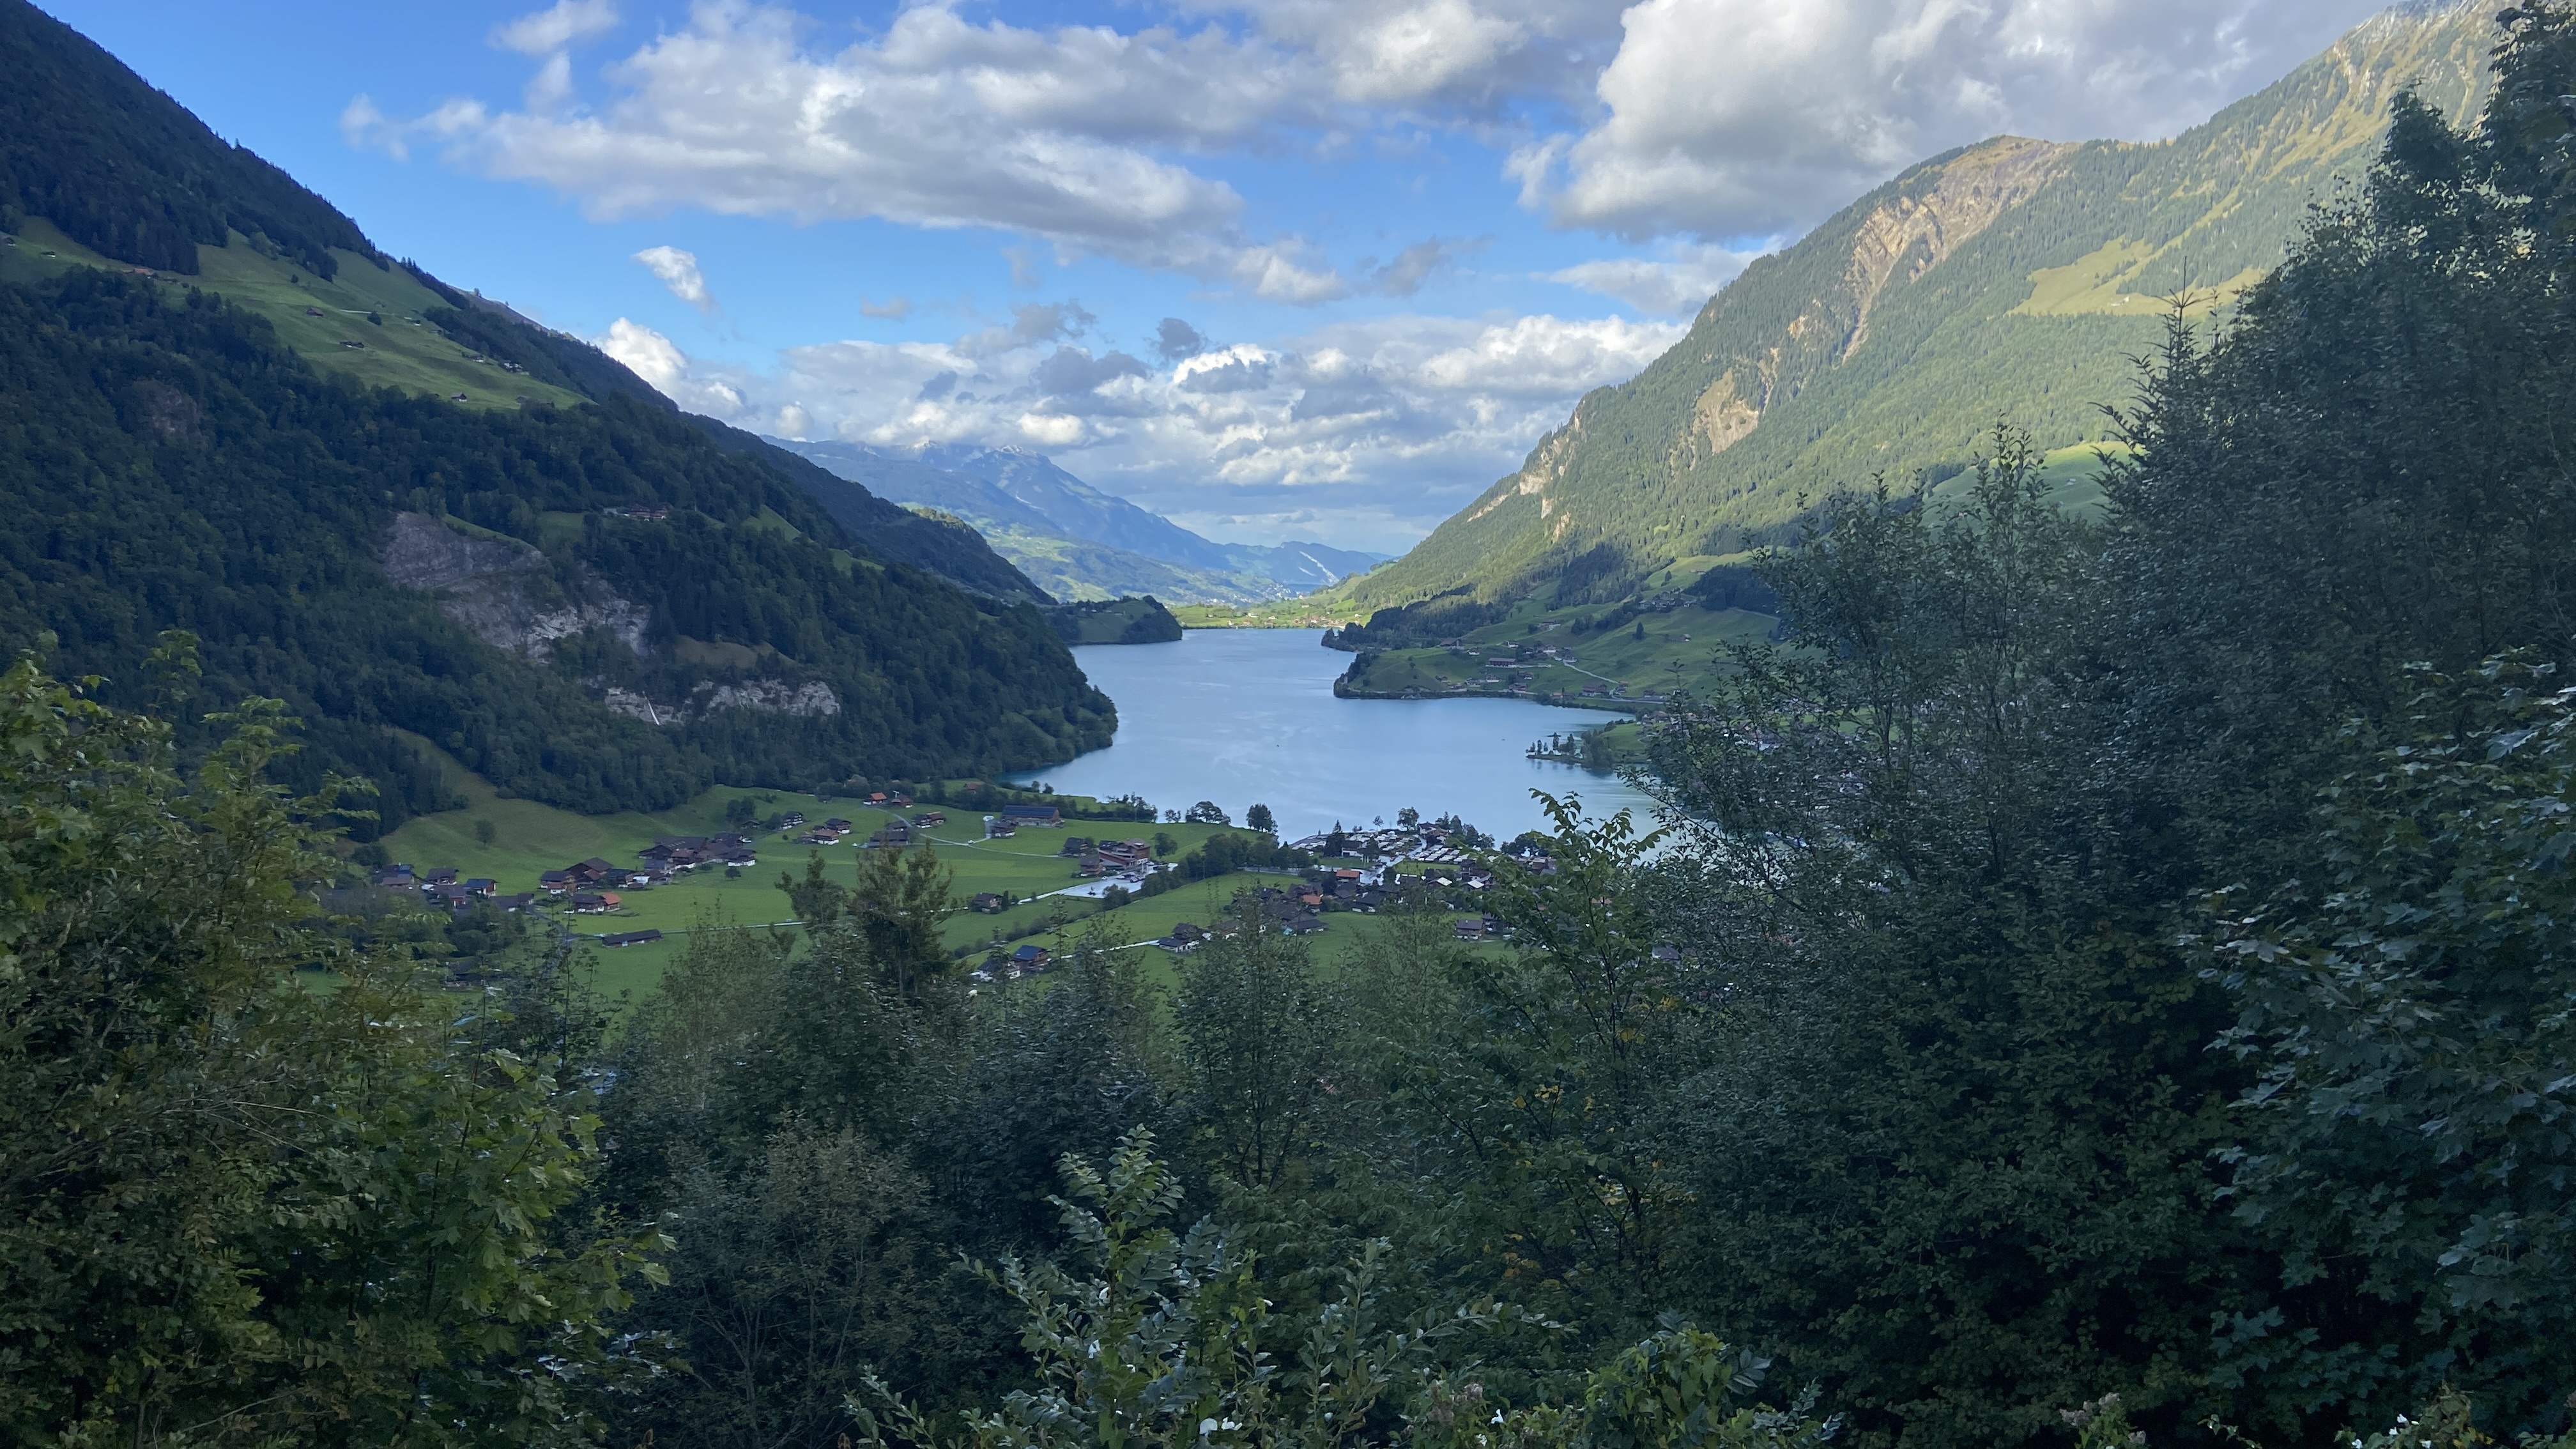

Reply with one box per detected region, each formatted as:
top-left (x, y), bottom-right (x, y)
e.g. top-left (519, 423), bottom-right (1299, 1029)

top-left (0, 0), bottom-right (1113, 831)
top-left (1326, 0), bottom-right (2497, 624)
top-left (773, 437), bottom-right (1387, 604)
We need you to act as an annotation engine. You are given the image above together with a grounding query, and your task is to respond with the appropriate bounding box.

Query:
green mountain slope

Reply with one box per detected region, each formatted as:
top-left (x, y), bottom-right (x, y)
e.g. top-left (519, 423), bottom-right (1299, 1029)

top-left (0, 0), bottom-right (1107, 832)
top-left (0, 3), bottom-right (371, 278)
top-left (1332, 0), bottom-right (2497, 624)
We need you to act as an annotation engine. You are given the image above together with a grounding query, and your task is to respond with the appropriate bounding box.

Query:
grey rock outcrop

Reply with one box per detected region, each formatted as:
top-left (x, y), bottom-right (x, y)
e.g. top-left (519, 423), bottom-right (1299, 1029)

top-left (601, 678), bottom-right (841, 727)
top-left (382, 512), bottom-right (650, 661)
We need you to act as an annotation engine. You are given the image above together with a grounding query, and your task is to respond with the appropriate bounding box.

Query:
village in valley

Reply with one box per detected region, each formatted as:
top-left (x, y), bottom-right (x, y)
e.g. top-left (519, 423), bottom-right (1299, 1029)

top-left (359, 772), bottom-right (1551, 1005)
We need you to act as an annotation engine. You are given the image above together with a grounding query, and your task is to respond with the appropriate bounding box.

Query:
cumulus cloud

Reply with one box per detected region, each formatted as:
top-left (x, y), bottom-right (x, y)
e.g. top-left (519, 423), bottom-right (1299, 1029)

top-left (1549, 241), bottom-right (1770, 314)
top-left (1363, 238), bottom-right (1476, 296)
top-left (1035, 346), bottom-right (1153, 397)
top-left (1195, 0), bottom-right (1627, 109)
top-left (1154, 318), bottom-right (1209, 362)
top-left (490, 0), bottom-right (620, 57)
top-left (632, 245), bottom-right (714, 312)
top-left (958, 301), bottom-right (1096, 358)
top-left (596, 318), bottom-right (745, 415)
top-left (364, 2), bottom-right (1380, 298)
top-left (860, 295), bottom-right (912, 320)
top-left (1523, 0), bottom-right (2388, 238)
top-left (705, 307), bottom-right (1685, 544)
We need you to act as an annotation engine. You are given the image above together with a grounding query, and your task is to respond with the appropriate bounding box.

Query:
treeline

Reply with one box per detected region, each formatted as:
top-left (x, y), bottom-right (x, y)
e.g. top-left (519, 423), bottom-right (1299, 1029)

top-left (0, 268), bottom-right (1111, 831)
top-left (1133, 827), bottom-right (1315, 894)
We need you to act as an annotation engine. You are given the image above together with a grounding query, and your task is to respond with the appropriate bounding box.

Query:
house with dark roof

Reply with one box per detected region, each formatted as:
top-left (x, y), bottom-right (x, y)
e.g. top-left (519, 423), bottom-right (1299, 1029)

top-left (1009, 943), bottom-right (1051, 973)
top-left (1000, 803), bottom-right (1061, 829)
top-left (600, 929), bottom-right (664, 947)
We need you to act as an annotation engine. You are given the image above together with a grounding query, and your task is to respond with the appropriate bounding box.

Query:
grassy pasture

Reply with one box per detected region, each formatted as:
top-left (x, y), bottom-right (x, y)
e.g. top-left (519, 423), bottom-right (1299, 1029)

top-left (375, 744), bottom-right (1269, 1007)
top-left (0, 218), bottom-right (587, 410)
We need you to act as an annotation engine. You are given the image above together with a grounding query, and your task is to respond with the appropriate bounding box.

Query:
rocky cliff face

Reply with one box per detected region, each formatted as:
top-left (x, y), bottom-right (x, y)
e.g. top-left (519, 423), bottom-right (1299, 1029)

top-left (382, 512), bottom-right (651, 661)
top-left (382, 512), bottom-right (839, 726)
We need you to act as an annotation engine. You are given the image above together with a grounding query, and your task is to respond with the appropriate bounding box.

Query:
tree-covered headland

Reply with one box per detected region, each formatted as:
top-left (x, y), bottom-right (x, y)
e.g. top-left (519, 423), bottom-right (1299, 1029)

top-left (10, 7), bottom-right (2576, 1449)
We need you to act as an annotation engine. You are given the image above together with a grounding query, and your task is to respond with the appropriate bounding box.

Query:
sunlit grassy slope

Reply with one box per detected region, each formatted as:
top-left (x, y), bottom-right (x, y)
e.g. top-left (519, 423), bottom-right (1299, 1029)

top-left (0, 217), bottom-right (587, 409)
top-left (1322, 1), bottom-right (2495, 616)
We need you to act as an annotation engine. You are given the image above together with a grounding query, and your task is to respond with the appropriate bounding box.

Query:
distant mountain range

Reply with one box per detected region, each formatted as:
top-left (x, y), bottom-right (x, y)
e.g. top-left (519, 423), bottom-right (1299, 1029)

top-left (1320, 0), bottom-right (2498, 632)
top-left (772, 438), bottom-right (1387, 604)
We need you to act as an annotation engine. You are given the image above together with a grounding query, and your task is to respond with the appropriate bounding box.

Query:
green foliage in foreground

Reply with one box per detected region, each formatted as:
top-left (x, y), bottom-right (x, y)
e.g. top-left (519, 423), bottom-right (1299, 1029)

top-left (0, 644), bottom-right (664, 1448)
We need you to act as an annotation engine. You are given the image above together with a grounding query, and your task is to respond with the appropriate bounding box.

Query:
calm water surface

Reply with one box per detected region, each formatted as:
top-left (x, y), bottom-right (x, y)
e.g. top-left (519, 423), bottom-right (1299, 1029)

top-left (1005, 629), bottom-right (1655, 841)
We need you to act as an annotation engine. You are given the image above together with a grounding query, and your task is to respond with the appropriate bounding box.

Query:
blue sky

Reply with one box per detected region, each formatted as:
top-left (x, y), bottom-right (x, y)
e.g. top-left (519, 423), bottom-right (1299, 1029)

top-left (48, 0), bottom-right (2387, 549)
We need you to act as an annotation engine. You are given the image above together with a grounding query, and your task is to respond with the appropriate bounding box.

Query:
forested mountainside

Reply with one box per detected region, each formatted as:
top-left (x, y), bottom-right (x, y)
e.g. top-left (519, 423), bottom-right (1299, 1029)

top-left (779, 436), bottom-right (1384, 602)
top-left (0, 0), bottom-right (371, 277)
top-left (0, 0), bottom-right (1104, 832)
top-left (1334, 0), bottom-right (2495, 620)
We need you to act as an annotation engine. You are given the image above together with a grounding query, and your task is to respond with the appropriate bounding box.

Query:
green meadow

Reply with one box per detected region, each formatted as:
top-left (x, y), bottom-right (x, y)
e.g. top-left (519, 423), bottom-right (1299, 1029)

top-left (0, 219), bottom-right (588, 410)
top-left (376, 749), bottom-right (1287, 1007)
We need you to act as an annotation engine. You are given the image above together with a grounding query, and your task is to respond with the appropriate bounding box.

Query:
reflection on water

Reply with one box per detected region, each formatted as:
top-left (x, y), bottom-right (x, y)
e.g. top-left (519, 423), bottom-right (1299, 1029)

top-left (1004, 629), bottom-right (1657, 841)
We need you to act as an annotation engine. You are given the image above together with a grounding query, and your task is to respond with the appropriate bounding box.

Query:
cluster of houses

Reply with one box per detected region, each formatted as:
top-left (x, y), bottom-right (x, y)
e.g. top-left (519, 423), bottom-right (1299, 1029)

top-left (862, 812), bottom-right (948, 850)
top-left (1284, 825), bottom-right (1499, 886)
top-left (1064, 836), bottom-right (1156, 880)
top-left (371, 864), bottom-right (535, 916)
top-left (986, 802), bottom-right (1061, 837)
top-left (796, 817), bottom-right (857, 845)
top-left (528, 835), bottom-right (758, 906)
top-left (971, 942), bottom-right (1053, 982)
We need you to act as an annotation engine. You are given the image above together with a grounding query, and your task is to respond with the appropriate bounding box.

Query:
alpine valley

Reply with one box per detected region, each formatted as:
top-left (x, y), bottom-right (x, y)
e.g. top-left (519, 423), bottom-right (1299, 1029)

top-left (13, 0), bottom-right (2576, 1446)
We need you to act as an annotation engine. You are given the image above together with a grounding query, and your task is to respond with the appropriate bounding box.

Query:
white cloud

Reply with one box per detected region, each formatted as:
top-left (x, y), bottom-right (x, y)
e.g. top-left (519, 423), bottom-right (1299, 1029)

top-left (1195, 0), bottom-right (1628, 108)
top-left (596, 318), bottom-right (745, 415)
top-left (678, 307), bottom-right (1689, 546)
top-left (632, 245), bottom-right (714, 311)
top-left (491, 0), bottom-right (620, 57)
top-left (367, 2), bottom-right (1379, 298)
top-left (1549, 241), bottom-right (1772, 314)
top-left (1525, 0), bottom-right (2390, 238)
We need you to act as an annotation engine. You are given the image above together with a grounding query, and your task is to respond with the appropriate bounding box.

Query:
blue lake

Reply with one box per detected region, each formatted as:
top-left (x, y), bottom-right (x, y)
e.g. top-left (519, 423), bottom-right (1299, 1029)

top-left (1004, 629), bottom-right (1655, 841)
